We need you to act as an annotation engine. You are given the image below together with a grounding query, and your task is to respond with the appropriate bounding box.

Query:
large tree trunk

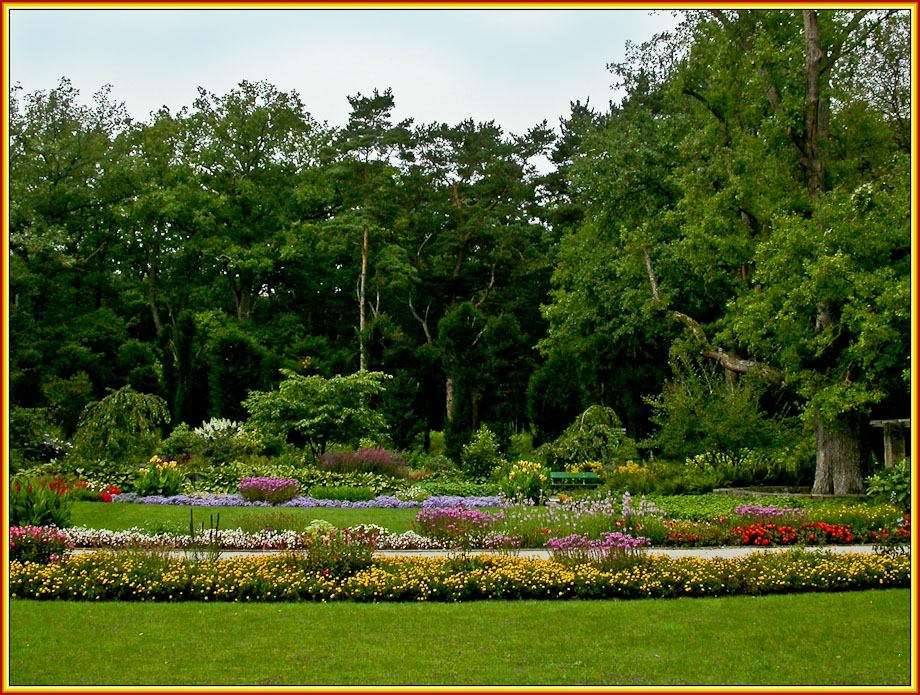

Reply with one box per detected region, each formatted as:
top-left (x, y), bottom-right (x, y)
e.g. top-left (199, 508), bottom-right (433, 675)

top-left (445, 375), bottom-right (455, 423)
top-left (812, 411), bottom-right (869, 494)
top-left (358, 226), bottom-right (368, 371)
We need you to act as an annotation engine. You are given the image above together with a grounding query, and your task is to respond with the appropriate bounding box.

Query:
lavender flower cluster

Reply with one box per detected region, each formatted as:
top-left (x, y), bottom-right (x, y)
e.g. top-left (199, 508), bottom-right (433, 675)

top-left (238, 477), bottom-right (300, 505)
top-left (733, 503), bottom-right (806, 518)
top-left (112, 492), bottom-right (503, 509)
top-left (544, 531), bottom-right (651, 564)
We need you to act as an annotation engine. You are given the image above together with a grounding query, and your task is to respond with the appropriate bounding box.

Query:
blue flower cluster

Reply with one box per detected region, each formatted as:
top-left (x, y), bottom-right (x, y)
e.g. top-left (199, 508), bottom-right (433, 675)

top-left (112, 492), bottom-right (504, 509)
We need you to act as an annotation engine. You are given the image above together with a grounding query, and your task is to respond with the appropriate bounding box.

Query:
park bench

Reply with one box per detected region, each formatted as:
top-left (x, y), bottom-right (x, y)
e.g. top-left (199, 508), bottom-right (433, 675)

top-left (549, 472), bottom-right (602, 490)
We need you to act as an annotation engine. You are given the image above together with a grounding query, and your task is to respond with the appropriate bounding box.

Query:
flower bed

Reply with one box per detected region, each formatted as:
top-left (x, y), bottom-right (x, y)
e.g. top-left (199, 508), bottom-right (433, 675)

top-left (111, 493), bottom-right (504, 509)
top-left (9, 551), bottom-right (909, 603)
top-left (57, 525), bottom-right (458, 552)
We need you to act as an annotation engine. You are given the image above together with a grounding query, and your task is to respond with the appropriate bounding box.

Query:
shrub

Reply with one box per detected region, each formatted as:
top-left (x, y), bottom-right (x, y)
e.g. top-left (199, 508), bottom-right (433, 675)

top-left (70, 387), bottom-right (170, 465)
top-left (296, 527), bottom-right (378, 575)
top-left (135, 456), bottom-right (188, 497)
top-left (866, 458), bottom-right (910, 511)
top-left (497, 459), bottom-right (549, 503)
top-left (460, 425), bottom-right (505, 479)
top-left (644, 356), bottom-right (789, 465)
top-left (535, 406), bottom-right (638, 471)
top-left (9, 526), bottom-right (72, 564)
top-left (244, 369), bottom-right (391, 462)
top-left (10, 477), bottom-right (73, 527)
top-left (307, 486), bottom-right (376, 502)
top-left (319, 448), bottom-right (409, 479)
top-left (238, 477), bottom-right (301, 505)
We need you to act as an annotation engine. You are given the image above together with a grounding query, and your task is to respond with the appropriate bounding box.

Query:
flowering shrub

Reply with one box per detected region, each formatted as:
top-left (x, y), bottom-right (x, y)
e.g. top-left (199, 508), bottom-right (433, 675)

top-left (295, 527), bottom-right (378, 576)
top-left (9, 526), bottom-right (73, 563)
top-left (319, 448), bottom-right (409, 479)
top-left (238, 477), bottom-right (300, 505)
top-left (135, 456), bottom-right (187, 497)
top-left (414, 506), bottom-right (505, 548)
top-left (497, 460), bottom-right (549, 503)
top-left (9, 551), bottom-right (909, 602)
top-left (10, 477), bottom-right (73, 527)
top-left (734, 503), bottom-right (807, 519)
top-left (545, 532), bottom-right (650, 569)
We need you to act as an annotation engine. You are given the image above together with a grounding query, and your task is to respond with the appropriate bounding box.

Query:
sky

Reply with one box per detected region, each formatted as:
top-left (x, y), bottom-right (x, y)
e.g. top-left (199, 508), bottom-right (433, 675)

top-left (7, 6), bottom-right (681, 136)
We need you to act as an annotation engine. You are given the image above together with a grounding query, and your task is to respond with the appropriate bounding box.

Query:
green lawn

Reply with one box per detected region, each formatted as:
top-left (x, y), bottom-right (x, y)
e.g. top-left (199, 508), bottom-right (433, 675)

top-left (8, 590), bottom-right (911, 686)
top-left (69, 501), bottom-right (421, 534)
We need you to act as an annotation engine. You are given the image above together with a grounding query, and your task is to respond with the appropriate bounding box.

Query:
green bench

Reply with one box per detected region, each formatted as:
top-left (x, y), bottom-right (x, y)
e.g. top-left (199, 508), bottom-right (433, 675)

top-left (549, 472), bottom-right (602, 489)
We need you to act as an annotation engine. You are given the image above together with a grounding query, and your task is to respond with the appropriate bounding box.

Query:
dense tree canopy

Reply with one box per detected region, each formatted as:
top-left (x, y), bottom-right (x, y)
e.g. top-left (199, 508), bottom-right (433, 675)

top-left (8, 10), bottom-right (911, 491)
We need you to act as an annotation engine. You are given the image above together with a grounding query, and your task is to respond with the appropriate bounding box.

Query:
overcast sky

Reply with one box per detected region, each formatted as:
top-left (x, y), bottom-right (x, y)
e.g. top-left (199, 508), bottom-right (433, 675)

top-left (8, 7), bottom-right (681, 135)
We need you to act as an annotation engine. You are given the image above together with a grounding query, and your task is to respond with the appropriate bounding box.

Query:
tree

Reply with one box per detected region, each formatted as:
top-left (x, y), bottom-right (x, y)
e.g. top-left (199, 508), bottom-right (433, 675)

top-left (545, 10), bottom-right (909, 492)
top-left (243, 369), bottom-right (391, 462)
top-left (325, 88), bottom-right (413, 371)
top-left (70, 386), bottom-right (170, 464)
top-left (183, 80), bottom-right (328, 323)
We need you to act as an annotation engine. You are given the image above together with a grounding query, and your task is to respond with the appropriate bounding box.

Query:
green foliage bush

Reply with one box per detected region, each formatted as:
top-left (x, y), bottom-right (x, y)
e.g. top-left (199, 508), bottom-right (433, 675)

top-left (244, 369), bottom-right (391, 462)
top-left (536, 406), bottom-right (637, 471)
top-left (866, 459), bottom-right (911, 511)
top-left (404, 450), bottom-right (457, 474)
top-left (9, 407), bottom-right (67, 470)
top-left (644, 357), bottom-right (791, 469)
top-left (10, 477), bottom-right (73, 527)
top-left (414, 479), bottom-right (501, 497)
top-left (307, 486), bottom-right (376, 502)
top-left (460, 425), bottom-right (506, 479)
top-left (70, 387), bottom-right (170, 465)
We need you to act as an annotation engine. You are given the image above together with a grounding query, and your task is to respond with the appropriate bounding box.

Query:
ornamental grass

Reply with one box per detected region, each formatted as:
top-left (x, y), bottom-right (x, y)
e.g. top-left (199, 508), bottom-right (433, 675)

top-left (10, 551), bottom-right (908, 603)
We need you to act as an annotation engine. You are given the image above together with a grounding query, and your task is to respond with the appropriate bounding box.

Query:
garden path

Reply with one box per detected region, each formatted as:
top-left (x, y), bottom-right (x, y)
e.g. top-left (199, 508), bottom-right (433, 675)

top-left (69, 545), bottom-right (881, 561)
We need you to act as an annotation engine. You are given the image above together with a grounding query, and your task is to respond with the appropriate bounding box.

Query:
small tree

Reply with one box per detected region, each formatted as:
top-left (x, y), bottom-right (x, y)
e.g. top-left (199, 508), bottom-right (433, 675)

top-left (71, 386), bottom-right (170, 464)
top-left (460, 424), bottom-right (506, 479)
top-left (243, 369), bottom-right (391, 462)
top-left (644, 356), bottom-right (789, 466)
top-left (536, 405), bottom-right (638, 471)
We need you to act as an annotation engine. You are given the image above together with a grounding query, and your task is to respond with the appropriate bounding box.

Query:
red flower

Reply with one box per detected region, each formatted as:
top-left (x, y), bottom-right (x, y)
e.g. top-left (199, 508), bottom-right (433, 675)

top-left (100, 492), bottom-right (112, 503)
top-left (108, 485), bottom-right (120, 495)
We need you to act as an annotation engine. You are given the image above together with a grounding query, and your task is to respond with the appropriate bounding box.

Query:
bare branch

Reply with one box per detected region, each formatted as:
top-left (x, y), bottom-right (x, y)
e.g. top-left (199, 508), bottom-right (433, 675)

top-left (408, 294), bottom-right (433, 346)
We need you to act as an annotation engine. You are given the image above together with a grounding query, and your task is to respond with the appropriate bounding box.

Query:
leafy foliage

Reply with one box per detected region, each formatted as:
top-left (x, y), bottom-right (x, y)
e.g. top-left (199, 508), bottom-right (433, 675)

top-left (70, 387), bottom-right (170, 465)
top-left (460, 425), bottom-right (506, 479)
top-left (866, 459), bottom-right (911, 511)
top-left (536, 406), bottom-right (637, 471)
top-left (10, 478), bottom-right (74, 527)
top-left (244, 370), bottom-right (391, 461)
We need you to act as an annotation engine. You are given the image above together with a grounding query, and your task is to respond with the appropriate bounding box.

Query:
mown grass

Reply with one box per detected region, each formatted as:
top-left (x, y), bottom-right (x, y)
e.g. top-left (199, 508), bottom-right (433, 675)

top-left (68, 501), bottom-right (421, 534)
top-left (9, 589), bottom-right (910, 686)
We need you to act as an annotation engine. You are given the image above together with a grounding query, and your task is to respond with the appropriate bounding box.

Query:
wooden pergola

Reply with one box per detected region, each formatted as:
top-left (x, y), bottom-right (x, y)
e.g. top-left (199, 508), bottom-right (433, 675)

top-left (869, 418), bottom-right (911, 467)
